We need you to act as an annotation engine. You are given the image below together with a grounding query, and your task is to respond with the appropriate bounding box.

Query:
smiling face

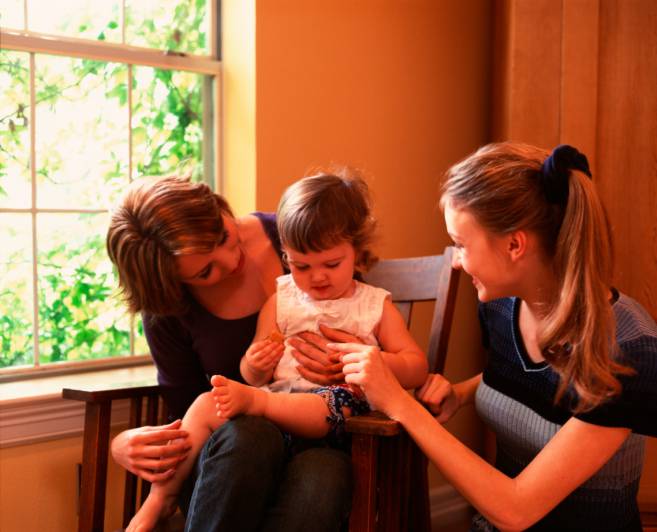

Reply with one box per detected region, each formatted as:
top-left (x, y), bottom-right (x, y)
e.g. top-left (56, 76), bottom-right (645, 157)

top-left (284, 241), bottom-right (357, 301)
top-left (176, 214), bottom-right (245, 287)
top-left (444, 200), bottom-right (517, 302)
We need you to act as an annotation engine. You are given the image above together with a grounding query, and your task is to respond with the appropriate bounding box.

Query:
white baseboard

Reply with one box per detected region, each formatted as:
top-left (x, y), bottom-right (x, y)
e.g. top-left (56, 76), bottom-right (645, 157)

top-left (430, 484), bottom-right (473, 529)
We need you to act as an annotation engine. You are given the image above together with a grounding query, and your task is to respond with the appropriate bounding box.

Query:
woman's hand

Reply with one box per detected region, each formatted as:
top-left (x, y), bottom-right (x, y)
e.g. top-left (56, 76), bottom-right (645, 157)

top-left (289, 325), bottom-right (363, 385)
top-left (416, 373), bottom-right (461, 423)
top-left (244, 339), bottom-right (284, 374)
top-left (110, 420), bottom-right (191, 482)
top-left (335, 342), bottom-right (409, 417)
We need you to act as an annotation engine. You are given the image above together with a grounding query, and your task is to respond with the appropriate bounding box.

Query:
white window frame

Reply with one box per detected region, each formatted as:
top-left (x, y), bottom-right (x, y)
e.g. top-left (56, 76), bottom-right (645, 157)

top-left (0, 4), bottom-right (221, 380)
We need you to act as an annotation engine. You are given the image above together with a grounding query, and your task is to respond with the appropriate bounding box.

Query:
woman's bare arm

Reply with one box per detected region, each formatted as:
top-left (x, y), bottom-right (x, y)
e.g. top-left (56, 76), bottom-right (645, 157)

top-left (340, 344), bottom-right (631, 531)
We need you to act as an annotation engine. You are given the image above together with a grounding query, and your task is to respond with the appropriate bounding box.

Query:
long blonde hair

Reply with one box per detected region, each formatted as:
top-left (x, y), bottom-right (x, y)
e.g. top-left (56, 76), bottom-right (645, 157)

top-left (442, 142), bottom-right (632, 412)
top-left (106, 175), bottom-right (232, 316)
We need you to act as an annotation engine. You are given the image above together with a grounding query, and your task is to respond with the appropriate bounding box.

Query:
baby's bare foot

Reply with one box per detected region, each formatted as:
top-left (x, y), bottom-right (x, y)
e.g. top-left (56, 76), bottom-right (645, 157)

top-left (210, 375), bottom-right (267, 418)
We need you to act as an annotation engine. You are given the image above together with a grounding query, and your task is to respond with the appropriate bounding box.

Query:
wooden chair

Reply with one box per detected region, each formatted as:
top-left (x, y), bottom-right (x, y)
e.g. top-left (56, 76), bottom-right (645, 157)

top-left (63, 247), bottom-right (460, 532)
top-left (348, 247), bottom-right (460, 531)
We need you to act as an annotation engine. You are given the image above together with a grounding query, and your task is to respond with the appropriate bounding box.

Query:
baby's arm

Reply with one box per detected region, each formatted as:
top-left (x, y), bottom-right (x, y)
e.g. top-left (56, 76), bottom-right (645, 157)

top-left (240, 293), bottom-right (285, 387)
top-left (375, 298), bottom-right (428, 389)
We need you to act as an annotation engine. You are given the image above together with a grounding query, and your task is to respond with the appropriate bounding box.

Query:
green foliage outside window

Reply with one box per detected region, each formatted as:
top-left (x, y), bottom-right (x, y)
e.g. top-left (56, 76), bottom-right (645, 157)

top-left (0, 0), bottom-right (211, 369)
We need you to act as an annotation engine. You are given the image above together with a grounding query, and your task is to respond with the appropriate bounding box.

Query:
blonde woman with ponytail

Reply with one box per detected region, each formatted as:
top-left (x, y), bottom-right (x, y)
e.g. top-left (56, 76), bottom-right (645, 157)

top-left (336, 142), bottom-right (657, 531)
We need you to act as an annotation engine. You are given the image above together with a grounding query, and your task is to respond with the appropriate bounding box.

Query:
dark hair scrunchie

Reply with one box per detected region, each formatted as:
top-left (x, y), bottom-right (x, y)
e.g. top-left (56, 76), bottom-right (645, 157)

top-left (540, 144), bottom-right (592, 205)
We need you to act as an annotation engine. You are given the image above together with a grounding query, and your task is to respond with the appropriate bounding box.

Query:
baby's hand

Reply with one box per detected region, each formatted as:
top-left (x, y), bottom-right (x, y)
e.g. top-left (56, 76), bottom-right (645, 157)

top-left (245, 336), bottom-right (285, 373)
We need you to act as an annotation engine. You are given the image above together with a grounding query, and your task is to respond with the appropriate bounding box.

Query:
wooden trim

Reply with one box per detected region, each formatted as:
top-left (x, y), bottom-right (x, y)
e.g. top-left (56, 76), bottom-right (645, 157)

top-left (0, 395), bottom-right (131, 448)
top-left (0, 30), bottom-right (221, 75)
top-left (560, 0), bottom-right (600, 168)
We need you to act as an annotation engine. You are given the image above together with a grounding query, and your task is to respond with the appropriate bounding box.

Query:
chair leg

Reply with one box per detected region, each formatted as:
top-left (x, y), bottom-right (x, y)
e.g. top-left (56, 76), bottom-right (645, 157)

top-left (350, 433), bottom-right (379, 532)
top-left (139, 394), bottom-right (161, 505)
top-left (408, 449), bottom-right (431, 532)
top-left (376, 434), bottom-right (408, 532)
top-left (123, 397), bottom-right (143, 528)
top-left (78, 401), bottom-right (112, 532)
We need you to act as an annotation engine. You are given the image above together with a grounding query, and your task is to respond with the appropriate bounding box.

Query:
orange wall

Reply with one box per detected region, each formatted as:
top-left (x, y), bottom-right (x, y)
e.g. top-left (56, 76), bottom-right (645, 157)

top-left (255, 0), bottom-right (492, 259)
top-left (0, 431), bottom-right (127, 532)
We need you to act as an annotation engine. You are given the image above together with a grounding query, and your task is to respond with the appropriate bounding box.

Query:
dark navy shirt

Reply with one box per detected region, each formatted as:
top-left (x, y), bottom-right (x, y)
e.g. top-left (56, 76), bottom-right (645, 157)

top-left (473, 293), bottom-right (657, 531)
top-left (143, 212), bottom-right (284, 420)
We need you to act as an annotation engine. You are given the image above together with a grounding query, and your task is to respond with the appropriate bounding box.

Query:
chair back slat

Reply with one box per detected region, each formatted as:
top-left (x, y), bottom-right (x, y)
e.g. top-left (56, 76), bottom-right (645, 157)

top-left (363, 247), bottom-right (460, 374)
top-left (364, 255), bottom-right (446, 302)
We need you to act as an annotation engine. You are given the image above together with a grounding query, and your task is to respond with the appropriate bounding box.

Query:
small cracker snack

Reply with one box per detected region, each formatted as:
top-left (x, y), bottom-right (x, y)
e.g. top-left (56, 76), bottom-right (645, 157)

top-left (268, 330), bottom-right (285, 344)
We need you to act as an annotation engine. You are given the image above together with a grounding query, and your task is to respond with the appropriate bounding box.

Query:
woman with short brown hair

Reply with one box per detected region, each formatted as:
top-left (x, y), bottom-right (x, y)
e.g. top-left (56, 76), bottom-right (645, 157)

top-left (107, 175), bottom-right (354, 531)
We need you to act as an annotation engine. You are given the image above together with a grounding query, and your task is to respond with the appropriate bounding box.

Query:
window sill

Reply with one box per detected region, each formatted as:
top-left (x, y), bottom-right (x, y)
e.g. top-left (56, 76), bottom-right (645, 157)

top-left (0, 364), bottom-right (157, 448)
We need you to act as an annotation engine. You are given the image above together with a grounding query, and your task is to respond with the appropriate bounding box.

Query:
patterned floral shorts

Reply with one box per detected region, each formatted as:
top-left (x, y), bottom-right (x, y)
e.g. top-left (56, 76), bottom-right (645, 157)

top-left (289, 384), bottom-right (370, 448)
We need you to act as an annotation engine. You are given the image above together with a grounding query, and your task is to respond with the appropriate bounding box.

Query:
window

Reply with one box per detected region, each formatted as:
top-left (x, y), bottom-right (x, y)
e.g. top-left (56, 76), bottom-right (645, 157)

top-left (0, 0), bottom-right (220, 375)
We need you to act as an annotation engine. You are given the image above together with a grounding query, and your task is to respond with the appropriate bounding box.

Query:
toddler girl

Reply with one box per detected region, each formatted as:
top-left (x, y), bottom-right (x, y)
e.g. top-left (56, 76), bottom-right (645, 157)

top-left (127, 171), bottom-right (428, 532)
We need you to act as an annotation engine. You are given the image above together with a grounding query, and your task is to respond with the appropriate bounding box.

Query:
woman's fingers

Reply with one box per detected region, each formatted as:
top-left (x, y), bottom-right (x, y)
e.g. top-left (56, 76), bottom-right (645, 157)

top-left (130, 438), bottom-right (191, 462)
top-left (417, 374), bottom-right (442, 401)
top-left (296, 330), bottom-right (330, 350)
top-left (141, 419), bottom-right (182, 431)
top-left (416, 374), bottom-right (459, 422)
top-left (130, 453), bottom-right (184, 471)
top-left (292, 348), bottom-right (343, 373)
top-left (296, 365), bottom-right (345, 385)
top-left (327, 342), bottom-right (371, 354)
top-left (288, 335), bottom-right (333, 366)
top-left (318, 325), bottom-right (363, 344)
top-left (129, 428), bottom-right (190, 448)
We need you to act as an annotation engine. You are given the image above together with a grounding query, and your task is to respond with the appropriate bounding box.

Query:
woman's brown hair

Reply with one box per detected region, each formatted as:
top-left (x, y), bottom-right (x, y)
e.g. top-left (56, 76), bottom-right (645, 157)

top-left (441, 142), bottom-right (632, 412)
top-left (106, 175), bottom-right (232, 316)
top-left (277, 168), bottom-right (378, 272)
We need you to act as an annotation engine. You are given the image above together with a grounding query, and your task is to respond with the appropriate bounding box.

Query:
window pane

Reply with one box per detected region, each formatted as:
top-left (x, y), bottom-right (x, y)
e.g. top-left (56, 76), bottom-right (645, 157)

top-left (134, 315), bottom-right (149, 356)
top-left (0, 0), bottom-right (24, 30)
top-left (132, 66), bottom-right (206, 179)
top-left (37, 213), bottom-right (130, 364)
top-left (125, 0), bottom-right (209, 55)
top-left (35, 54), bottom-right (129, 209)
top-left (27, 0), bottom-right (121, 42)
top-left (0, 214), bottom-right (34, 368)
top-left (0, 50), bottom-right (31, 209)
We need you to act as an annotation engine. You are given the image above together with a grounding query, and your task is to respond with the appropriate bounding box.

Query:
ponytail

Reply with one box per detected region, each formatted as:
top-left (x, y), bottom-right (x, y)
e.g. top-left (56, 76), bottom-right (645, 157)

top-left (442, 142), bottom-right (633, 412)
top-left (541, 169), bottom-right (633, 412)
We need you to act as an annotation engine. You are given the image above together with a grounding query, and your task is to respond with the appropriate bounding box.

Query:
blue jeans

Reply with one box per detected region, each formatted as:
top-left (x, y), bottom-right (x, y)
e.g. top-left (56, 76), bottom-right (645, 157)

top-left (180, 415), bottom-right (352, 532)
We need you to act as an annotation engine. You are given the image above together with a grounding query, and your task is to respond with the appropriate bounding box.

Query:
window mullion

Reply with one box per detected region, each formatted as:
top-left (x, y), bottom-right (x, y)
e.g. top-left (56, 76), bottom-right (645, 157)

top-left (128, 62), bottom-right (135, 357)
top-left (121, 0), bottom-right (126, 45)
top-left (29, 51), bottom-right (39, 368)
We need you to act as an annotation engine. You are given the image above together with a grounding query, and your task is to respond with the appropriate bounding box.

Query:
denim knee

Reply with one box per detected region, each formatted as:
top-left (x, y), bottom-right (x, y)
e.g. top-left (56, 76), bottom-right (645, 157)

top-left (185, 416), bottom-right (287, 532)
top-left (260, 446), bottom-right (352, 532)
top-left (202, 415), bottom-right (285, 466)
top-left (286, 447), bottom-right (352, 515)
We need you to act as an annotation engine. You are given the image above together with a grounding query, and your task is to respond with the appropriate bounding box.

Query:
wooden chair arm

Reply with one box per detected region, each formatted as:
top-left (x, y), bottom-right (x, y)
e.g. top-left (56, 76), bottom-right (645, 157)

top-left (345, 410), bottom-right (402, 436)
top-left (62, 382), bottom-right (159, 403)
